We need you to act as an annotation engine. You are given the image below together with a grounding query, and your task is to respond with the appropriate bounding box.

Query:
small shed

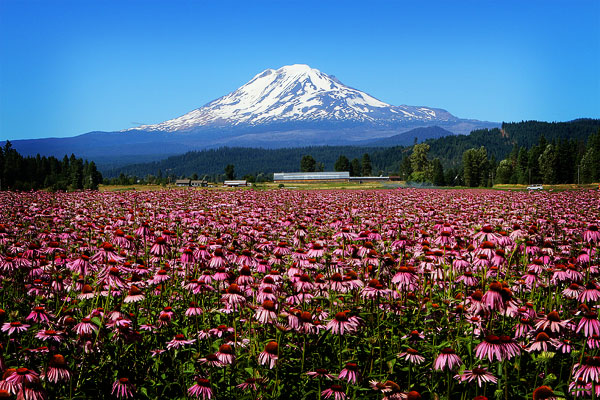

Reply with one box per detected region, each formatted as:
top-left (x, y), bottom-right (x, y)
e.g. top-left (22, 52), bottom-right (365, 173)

top-left (175, 179), bottom-right (191, 187)
top-left (190, 180), bottom-right (208, 187)
top-left (223, 180), bottom-right (248, 187)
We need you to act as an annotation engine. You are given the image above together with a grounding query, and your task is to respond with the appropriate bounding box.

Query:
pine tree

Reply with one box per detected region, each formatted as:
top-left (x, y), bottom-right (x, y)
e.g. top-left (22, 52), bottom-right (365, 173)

top-left (300, 155), bottom-right (317, 172)
top-left (334, 155), bottom-right (350, 172)
top-left (224, 164), bottom-right (236, 180)
top-left (350, 158), bottom-right (361, 177)
top-left (361, 153), bottom-right (372, 176)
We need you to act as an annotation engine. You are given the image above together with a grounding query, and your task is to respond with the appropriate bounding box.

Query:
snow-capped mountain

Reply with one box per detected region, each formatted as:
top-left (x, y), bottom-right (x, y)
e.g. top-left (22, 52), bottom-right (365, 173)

top-left (9, 64), bottom-right (499, 164)
top-left (128, 64), bottom-right (458, 132)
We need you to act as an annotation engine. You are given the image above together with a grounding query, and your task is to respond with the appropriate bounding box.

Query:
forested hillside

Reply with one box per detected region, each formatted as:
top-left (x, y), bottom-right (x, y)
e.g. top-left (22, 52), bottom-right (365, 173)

top-left (0, 142), bottom-right (103, 191)
top-left (102, 119), bottom-right (600, 184)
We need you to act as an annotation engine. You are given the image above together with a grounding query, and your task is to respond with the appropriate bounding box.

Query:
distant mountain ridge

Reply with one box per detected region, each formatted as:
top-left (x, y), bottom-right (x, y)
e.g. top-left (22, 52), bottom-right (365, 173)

top-left (8, 64), bottom-right (499, 163)
top-left (102, 119), bottom-right (600, 179)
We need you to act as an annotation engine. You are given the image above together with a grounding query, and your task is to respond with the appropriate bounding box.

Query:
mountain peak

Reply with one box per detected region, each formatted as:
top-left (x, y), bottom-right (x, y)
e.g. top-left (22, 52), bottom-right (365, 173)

top-left (128, 64), bottom-right (459, 133)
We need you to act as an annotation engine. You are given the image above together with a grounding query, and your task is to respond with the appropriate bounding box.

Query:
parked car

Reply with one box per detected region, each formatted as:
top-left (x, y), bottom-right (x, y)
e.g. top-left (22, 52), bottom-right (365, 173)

top-left (527, 184), bottom-right (543, 190)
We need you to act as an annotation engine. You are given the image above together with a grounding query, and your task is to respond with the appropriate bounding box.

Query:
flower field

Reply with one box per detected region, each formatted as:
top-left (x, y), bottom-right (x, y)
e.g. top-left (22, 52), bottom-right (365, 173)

top-left (0, 188), bottom-right (599, 399)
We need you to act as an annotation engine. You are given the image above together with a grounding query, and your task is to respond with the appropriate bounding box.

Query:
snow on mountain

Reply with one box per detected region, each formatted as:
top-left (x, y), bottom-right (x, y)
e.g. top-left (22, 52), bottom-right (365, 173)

top-left (128, 64), bottom-right (458, 132)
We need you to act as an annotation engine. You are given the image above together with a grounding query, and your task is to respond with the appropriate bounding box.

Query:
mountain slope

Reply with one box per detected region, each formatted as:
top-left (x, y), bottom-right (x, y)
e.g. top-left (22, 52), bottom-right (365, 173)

top-left (128, 64), bottom-right (458, 132)
top-left (8, 64), bottom-right (499, 163)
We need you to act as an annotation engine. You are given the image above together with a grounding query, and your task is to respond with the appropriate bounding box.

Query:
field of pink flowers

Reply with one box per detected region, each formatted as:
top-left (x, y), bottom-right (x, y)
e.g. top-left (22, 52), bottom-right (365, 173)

top-left (0, 188), bottom-right (599, 400)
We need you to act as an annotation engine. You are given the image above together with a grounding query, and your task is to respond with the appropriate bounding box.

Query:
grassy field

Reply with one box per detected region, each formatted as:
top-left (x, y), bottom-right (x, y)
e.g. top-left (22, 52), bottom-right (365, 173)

top-left (100, 182), bottom-right (599, 192)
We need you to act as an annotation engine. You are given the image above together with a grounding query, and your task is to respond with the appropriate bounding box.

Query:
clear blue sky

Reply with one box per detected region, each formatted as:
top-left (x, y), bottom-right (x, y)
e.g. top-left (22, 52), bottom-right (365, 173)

top-left (1, 0), bottom-right (599, 140)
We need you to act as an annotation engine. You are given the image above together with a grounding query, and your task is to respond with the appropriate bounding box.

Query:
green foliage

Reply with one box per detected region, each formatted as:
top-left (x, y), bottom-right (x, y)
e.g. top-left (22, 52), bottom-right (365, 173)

top-left (101, 120), bottom-right (600, 186)
top-left (0, 141), bottom-right (102, 191)
top-left (361, 153), bottom-right (372, 176)
top-left (224, 164), bottom-right (236, 180)
top-left (409, 143), bottom-right (430, 173)
top-left (431, 158), bottom-right (445, 186)
top-left (462, 146), bottom-right (489, 187)
top-left (350, 158), bottom-right (361, 177)
top-left (300, 155), bottom-right (317, 172)
top-left (334, 155), bottom-right (350, 172)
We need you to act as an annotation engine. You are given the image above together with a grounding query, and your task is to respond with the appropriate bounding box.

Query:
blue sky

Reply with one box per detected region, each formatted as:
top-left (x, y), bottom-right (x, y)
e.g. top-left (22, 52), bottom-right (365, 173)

top-left (1, 0), bottom-right (599, 140)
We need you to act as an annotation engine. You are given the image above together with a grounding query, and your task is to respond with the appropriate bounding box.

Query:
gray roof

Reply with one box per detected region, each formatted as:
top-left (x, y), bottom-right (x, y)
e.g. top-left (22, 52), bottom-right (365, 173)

top-left (274, 172), bottom-right (350, 180)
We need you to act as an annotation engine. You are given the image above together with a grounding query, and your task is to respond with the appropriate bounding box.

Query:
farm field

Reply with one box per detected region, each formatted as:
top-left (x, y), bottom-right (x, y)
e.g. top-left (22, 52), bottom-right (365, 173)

top-left (0, 188), bottom-right (599, 399)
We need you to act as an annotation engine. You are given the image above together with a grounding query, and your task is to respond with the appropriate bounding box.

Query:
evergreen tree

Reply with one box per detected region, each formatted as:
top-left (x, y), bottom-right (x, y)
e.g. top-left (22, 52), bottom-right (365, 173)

top-left (431, 158), bottom-right (445, 186)
top-left (350, 158), bottom-right (361, 177)
top-left (334, 155), bottom-right (350, 172)
top-left (224, 164), bottom-right (236, 180)
top-left (361, 153), bottom-right (372, 176)
top-left (300, 155), bottom-right (317, 172)
top-left (462, 147), bottom-right (489, 187)
top-left (538, 144), bottom-right (558, 184)
top-left (408, 144), bottom-right (431, 182)
top-left (495, 159), bottom-right (513, 184)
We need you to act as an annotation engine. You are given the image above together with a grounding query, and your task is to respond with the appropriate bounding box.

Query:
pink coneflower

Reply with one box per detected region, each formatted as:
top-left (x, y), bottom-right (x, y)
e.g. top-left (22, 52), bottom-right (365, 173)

top-left (398, 348), bottom-right (425, 365)
top-left (578, 282), bottom-right (600, 303)
top-left (149, 237), bottom-right (169, 256)
top-left (236, 377), bottom-right (266, 392)
top-left (563, 283), bottom-right (583, 299)
top-left (482, 282), bottom-right (506, 311)
top-left (78, 284), bottom-right (96, 300)
top-left (573, 355), bottom-right (600, 383)
top-left (583, 225), bottom-right (600, 243)
top-left (369, 380), bottom-right (402, 394)
top-left (306, 368), bottom-right (336, 380)
top-left (166, 334), bottom-right (196, 350)
top-left (532, 386), bottom-right (557, 400)
top-left (325, 311), bottom-right (360, 335)
top-left (188, 377), bottom-right (213, 399)
top-left (457, 271), bottom-right (479, 287)
top-left (181, 248), bottom-right (196, 264)
top-left (208, 324), bottom-right (233, 338)
top-left (328, 273), bottom-right (348, 292)
top-left (576, 312), bottom-right (600, 337)
top-left (433, 348), bottom-right (462, 371)
top-left (321, 384), bottom-right (346, 400)
top-left (216, 344), bottom-right (235, 365)
top-left (185, 301), bottom-right (203, 317)
top-left (220, 284), bottom-right (246, 307)
top-left (25, 306), bottom-right (52, 323)
top-left (499, 335), bottom-right (522, 360)
top-left (151, 269), bottom-right (170, 284)
top-left (338, 362), bottom-right (360, 384)
top-left (258, 341), bottom-right (278, 369)
top-left (73, 317), bottom-right (98, 335)
top-left (5, 368), bottom-right (39, 386)
top-left (209, 248), bottom-right (227, 269)
top-left (454, 366), bottom-right (497, 387)
top-left (569, 377), bottom-right (594, 398)
top-left (0, 369), bottom-right (18, 395)
top-left (293, 273), bottom-right (315, 292)
top-left (307, 242), bottom-right (326, 258)
top-left (255, 300), bottom-right (278, 324)
top-left (35, 329), bottom-right (64, 343)
top-left (527, 332), bottom-right (559, 353)
top-left (92, 242), bottom-right (124, 263)
top-left (361, 279), bottom-right (391, 299)
top-left (70, 255), bottom-right (93, 275)
top-left (535, 311), bottom-right (571, 333)
top-left (44, 354), bottom-right (70, 383)
top-left (123, 285), bottom-right (145, 303)
top-left (112, 377), bottom-right (135, 399)
top-left (197, 353), bottom-right (223, 367)
top-left (1, 321), bottom-right (30, 336)
top-left (474, 335), bottom-right (503, 362)
top-left (391, 265), bottom-right (418, 290)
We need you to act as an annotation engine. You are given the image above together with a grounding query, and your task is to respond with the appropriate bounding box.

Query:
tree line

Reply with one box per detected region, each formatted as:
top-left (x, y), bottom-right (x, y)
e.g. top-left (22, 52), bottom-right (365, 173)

top-left (0, 141), bottom-right (103, 191)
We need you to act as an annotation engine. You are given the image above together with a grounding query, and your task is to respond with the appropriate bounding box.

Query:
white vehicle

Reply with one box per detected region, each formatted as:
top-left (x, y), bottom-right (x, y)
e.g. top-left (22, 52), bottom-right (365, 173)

top-left (527, 184), bottom-right (543, 190)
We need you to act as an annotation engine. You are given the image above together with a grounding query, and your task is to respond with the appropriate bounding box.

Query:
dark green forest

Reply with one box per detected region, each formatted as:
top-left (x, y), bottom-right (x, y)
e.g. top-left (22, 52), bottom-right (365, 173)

top-left (103, 119), bottom-right (600, 185)
top-left (3, 119), bottom-right (599, 189)
top-left (0, 141), bottom-right (103, 191)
